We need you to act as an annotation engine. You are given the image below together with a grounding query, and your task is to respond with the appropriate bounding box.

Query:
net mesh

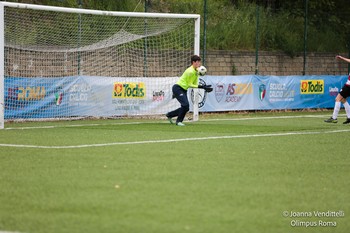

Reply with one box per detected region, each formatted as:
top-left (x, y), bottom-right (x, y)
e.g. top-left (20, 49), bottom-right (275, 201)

top-left (3, 6), bottom-right (196, 121)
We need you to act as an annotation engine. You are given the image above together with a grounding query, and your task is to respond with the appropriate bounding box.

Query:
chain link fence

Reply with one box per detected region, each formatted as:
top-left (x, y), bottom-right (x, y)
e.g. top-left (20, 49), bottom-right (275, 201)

top-left (4, 0), bottom-right (350, 75)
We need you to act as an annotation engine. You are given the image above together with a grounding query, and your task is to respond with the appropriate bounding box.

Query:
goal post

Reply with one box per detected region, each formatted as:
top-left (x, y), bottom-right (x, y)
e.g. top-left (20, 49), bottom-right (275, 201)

top-left (0, 2), bottom-right (200, 129)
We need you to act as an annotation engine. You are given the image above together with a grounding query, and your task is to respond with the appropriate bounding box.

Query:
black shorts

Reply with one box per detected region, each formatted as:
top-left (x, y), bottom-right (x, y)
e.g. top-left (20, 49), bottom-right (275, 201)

top-left (339, 85), bottom-right (350, 99)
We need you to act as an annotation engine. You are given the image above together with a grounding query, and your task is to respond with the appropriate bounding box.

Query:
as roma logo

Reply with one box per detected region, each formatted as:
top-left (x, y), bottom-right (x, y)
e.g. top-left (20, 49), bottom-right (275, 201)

top-left (215, 82), bottom-right (225, 103)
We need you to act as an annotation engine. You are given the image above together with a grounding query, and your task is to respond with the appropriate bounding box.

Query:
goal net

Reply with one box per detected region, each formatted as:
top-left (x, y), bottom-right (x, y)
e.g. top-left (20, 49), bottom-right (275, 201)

top-left (0, 2), bottom-right (200, 128)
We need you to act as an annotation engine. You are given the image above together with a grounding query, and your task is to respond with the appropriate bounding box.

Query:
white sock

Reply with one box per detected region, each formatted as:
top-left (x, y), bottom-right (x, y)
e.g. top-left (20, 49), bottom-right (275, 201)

top-left (332, 102), bottom-right (341, 119)
top-left (343, 101), bottom-right (350, 118)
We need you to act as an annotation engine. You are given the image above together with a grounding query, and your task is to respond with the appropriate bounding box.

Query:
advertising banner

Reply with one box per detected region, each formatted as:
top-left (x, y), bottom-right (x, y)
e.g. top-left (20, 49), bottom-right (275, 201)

top-left (5, 76), bottom-right (178, 119)
top-left (197, 75), bottom-right (347, 112)
top-left (4, 75), bottom-right (347, 118)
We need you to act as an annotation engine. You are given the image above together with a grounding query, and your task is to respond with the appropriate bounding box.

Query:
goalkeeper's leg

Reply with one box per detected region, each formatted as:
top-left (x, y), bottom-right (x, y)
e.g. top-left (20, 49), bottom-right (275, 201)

top-left (174, 93), bottom-right (189, 125)
top-left (166, 84), bottom-right (189, 125)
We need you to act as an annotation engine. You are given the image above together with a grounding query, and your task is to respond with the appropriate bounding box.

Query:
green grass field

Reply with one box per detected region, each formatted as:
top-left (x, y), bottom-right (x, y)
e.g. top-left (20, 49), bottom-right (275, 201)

top-left (0, 111), bottom-right (349, 233)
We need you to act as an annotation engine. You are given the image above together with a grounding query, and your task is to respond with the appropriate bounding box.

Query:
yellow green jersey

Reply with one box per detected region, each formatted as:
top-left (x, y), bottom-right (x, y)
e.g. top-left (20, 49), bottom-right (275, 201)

top-left (176, 65), bottom-right (199, 90)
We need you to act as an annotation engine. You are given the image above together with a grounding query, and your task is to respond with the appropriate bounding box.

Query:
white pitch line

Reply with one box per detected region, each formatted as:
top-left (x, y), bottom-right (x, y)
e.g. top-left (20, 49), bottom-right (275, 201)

top-left (4, 121), bottom-right (147, 130)
top-left (201, 114), bottom-right (346, 122)
top-left (1, 129), bottom-right (350, 149)
top-left (0, 231), bottom-right (24, 233)
top-left (3, 114), bottom-right (345, 130)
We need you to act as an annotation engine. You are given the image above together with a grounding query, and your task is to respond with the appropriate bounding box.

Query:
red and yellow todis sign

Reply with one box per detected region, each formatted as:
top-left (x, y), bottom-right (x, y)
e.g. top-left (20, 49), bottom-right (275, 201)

top-left (300, 80), bottom-right (324, 94)
top-left (113, 82), bottom-right (145, 99)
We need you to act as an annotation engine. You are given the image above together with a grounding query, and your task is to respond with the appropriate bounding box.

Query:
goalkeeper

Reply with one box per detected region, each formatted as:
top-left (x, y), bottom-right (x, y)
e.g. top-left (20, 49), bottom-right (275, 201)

top-left (166, 55), bottom-right (212, 126)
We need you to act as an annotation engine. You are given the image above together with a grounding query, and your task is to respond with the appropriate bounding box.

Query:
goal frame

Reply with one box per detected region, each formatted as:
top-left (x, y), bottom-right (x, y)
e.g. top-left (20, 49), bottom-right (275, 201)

top-left (0, 2), bottom-right (200, 129)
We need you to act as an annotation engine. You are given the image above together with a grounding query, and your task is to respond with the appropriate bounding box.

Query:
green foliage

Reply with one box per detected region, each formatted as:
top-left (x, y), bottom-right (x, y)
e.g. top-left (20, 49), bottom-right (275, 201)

top-left (206, 1), bottom-right (257, 50)
top-left (144, 0), bottom-right (347, 54)
top-left (260, 11), bottom-right (305, 56)
top-left (3, 0), bottom-right (350, 53)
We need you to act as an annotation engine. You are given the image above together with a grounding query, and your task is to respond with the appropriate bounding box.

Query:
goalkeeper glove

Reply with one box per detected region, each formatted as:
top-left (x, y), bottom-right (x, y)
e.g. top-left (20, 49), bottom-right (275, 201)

top-left (204, 86), bottom-right (213, 93)
top-left (198, 84), bottom-right (211, 88)
top-left (198, 84), bottom-right (213, 93)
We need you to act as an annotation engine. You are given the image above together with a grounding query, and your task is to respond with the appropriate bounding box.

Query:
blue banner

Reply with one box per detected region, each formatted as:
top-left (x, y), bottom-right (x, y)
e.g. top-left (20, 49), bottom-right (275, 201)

top-left (197, 75), bottom-right (347, 111)
top-left (5, 77), bottom-right (74, 118)
top-left (4, 76), bottom-right (177, 119)
top-left (4, 75), bottom-right (347, 119)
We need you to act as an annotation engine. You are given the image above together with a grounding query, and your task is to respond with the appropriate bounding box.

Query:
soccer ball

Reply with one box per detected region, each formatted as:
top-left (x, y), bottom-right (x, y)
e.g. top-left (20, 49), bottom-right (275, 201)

top-left (197, 66), bottom-right (207, 76)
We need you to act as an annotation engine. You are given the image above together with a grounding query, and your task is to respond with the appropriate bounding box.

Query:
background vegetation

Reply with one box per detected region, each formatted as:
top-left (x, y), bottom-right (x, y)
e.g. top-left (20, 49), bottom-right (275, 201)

top-left (3, 0), bottom-right (350, 55)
